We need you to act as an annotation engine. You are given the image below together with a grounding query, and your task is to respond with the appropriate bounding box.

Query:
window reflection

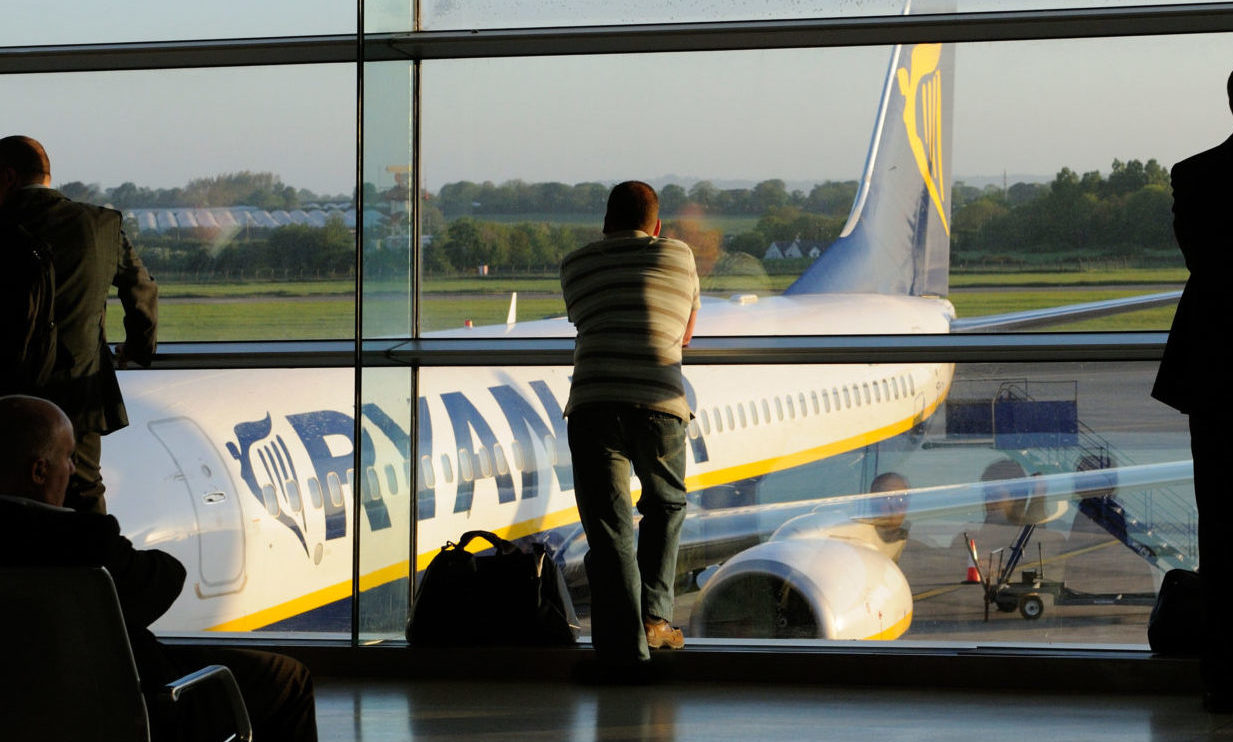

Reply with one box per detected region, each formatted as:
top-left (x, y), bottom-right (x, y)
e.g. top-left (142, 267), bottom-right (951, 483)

top-left (411, 361), bottom-right (1189, 646)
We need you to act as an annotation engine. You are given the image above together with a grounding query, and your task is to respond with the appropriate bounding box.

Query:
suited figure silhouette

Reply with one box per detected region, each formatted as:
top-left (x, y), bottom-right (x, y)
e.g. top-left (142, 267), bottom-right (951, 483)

top-left (1152, 70), bottom-right (1233, 713)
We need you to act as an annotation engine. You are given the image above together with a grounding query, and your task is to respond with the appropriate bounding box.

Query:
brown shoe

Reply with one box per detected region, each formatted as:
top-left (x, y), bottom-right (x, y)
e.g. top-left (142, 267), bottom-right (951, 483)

top-left (645, 619), bottom-right (685, 649)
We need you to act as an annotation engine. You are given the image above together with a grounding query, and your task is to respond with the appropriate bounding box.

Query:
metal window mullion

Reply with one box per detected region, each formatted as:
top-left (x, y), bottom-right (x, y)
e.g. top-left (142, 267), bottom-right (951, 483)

top-left (5, 4), bottom-right (1233, 74)
top-left (140, 333), bottom-right (1171, 369)
top-left (383, 3), bottom-right (1233, 60)
top-left (351, 0), bottom-right (366, 648)
top-left (408, 52), bottom-right (423, 624)
top-left (0, 34), bottom-right (358, 74)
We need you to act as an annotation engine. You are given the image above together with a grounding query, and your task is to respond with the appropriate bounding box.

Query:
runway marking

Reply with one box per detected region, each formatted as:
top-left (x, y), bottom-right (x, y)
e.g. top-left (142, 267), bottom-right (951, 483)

top-left (912, 538), bottom-right (1120, 601)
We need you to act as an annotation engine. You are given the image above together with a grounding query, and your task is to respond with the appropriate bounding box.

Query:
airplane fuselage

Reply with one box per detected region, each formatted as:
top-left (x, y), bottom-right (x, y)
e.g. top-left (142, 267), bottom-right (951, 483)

top-left (102, 293), bottom-right (955, 633)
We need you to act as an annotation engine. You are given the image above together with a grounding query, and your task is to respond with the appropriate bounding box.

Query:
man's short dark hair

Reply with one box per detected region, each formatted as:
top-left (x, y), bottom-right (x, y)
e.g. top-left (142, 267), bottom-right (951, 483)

top-left (0, 135), bottom-right (50, 181)
top-left (603, 181), bottom-right (659, 234)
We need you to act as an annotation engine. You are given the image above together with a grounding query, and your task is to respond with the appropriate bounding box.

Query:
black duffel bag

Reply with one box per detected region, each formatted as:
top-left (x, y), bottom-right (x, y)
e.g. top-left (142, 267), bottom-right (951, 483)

top-left (406, 530), bottom-right (578, 647)
top-left (1148, 568), bottom-right (1202, 656)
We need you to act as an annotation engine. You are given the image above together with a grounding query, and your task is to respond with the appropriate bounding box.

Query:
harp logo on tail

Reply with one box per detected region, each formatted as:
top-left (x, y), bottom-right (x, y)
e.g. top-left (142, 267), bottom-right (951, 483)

top-left (896, 43), bottom-right (949, 236)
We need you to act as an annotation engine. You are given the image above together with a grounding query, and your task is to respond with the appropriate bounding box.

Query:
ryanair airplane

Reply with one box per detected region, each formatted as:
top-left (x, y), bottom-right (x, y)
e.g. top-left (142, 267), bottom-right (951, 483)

top-left (102, 37), bottom-right (1187, 641)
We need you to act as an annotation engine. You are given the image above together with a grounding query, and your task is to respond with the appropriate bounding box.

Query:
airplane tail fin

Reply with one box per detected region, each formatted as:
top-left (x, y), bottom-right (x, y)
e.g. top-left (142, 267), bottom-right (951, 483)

top-left (785, 36), bottom-right (954, 298)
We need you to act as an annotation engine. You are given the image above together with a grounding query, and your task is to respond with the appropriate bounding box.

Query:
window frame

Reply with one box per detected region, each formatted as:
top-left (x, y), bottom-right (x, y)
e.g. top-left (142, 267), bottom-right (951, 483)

top-left (0, 1), bottom-right (1203, 651)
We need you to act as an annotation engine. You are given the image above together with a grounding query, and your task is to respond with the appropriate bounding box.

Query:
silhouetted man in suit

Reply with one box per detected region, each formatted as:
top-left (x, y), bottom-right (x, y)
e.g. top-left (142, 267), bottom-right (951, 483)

top-left (0, 395), bottom-right (318, 740)
top-left (1152, 70), bottom-right (1233, 713)
top-left (0, 135), bottom-right (158, 515)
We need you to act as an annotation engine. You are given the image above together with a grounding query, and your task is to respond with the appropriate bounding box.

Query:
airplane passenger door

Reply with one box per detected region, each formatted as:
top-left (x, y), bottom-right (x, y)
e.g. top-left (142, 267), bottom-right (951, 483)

top-left (149, 417), bottom-right (247, 596)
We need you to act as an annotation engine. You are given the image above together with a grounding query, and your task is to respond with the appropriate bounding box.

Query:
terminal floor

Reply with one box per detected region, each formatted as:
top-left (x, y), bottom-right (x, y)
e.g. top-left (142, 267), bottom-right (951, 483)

top-left (314, 677), bottom-right (1233, 741)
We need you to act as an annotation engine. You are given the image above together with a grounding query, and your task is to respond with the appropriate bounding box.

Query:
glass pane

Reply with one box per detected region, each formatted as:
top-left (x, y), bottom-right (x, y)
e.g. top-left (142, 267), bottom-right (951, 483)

top-left (417, 360), bottom-right (1189, 647)
top-left (357, 367), bottom-right (415, 641)
top-left (418, 33), bottom-right (1230, 335)
top-left (358, 59), bottom-right (415, 641)
top-left (363, 61), bottom-right (414, 338)
top-left (365, 0), bottom-right (413, 34)
top-left (0, 65), bottom-right (357, 341)
top-left (420, 0), bottom-right (1222, 31)
top-left (2, 1), bottom-right (354, 46)
top-left (114, 368), bottom-right (355, 638)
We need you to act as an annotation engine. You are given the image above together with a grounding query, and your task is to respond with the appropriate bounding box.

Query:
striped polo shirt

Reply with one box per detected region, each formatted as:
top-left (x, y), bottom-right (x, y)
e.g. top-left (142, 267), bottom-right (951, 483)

top-left (561, 230), bottom-right (701, 421)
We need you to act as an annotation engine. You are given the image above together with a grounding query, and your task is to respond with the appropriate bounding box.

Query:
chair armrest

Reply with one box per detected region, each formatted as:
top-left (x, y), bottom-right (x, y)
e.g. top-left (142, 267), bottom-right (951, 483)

top-left (158, 664), bottom-right (253, 742)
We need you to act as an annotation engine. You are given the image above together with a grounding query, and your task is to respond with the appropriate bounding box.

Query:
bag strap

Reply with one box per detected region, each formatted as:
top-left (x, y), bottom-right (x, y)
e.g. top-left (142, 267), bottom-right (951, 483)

top-left (454, 530), bottom-right (519, 555)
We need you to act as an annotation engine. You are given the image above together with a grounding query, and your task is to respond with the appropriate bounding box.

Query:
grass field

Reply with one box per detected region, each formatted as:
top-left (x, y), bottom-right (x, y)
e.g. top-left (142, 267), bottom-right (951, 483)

top-left (948, 289), bottom-right (1178, 331)
top-left (117, 269), bottom-right (1184, 342)
top-left (950, 268), bottom-right (1187, 287)
top-left (454, 213), bottom-right (763, 235)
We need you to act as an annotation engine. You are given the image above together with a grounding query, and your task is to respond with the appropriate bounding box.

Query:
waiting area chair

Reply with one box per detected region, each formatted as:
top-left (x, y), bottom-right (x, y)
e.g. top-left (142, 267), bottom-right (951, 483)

top-left (0, 566), bottom-right (252, 742)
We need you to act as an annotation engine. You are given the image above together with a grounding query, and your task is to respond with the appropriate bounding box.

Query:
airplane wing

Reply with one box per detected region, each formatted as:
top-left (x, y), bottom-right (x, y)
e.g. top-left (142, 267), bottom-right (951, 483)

top-left (950, 290), bottom-right (1181, 332)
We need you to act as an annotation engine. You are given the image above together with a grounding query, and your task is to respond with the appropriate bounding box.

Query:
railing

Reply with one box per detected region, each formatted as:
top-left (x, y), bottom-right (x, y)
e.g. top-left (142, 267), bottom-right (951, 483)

top-left (142, 331), bottom-right (1171, 369)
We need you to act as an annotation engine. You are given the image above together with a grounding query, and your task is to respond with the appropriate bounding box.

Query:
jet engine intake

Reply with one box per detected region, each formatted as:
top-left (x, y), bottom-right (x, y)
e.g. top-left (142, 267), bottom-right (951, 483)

top-left (688, 538), bottom-right (912, 640)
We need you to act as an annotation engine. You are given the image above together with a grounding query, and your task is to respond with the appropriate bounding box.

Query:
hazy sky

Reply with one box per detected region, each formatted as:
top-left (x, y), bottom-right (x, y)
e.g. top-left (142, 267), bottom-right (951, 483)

top-left (2, 2), bottom-right (1229, 195)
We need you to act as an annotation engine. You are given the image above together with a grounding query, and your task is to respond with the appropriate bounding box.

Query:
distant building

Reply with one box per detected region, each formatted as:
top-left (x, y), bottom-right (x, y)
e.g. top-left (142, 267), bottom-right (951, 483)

top-left (765, 237), bottom-right (827, 261)
top-left (125, 206), bottom-right (371, 234)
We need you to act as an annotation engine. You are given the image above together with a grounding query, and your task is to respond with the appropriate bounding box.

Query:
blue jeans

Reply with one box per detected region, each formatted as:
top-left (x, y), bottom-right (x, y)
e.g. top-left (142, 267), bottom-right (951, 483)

top-left (567, 404), bottom-right (688, 663)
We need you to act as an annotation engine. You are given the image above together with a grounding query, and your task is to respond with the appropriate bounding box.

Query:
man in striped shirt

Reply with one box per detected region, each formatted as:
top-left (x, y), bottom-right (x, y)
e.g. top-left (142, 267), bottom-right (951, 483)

top-left (561, 181), bottom-right (700, 674)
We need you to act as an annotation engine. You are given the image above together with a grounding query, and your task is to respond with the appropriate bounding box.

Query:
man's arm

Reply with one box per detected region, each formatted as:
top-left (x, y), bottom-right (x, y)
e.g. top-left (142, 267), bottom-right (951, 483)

top-left (112, 230), bottom-right (158, 368)
top-left (682, 309), bottom-right (698, 347)
top-left (1171, 163), bottom-right (1199, 272)
top-left (1169, 156), bottom-right (1233, 274)
top-left (682, 250), bottom-right (701, 347)
top-left (92, 514), bottom-right (186, 628)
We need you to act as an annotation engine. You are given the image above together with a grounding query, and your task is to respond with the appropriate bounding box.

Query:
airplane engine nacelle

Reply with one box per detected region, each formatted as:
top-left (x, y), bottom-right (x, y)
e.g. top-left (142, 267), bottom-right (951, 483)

top-left (688, 538), bottom-right (912, 641)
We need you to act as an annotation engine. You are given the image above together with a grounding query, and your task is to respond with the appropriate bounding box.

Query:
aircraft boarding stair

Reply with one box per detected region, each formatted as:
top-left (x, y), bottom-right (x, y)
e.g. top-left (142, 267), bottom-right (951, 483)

top-left (942, 379), bottom-right (1197, 573)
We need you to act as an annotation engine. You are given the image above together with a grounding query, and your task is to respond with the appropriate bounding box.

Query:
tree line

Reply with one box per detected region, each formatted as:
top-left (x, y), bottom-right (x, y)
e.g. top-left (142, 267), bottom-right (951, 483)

top-left (137, 221), bottom-right (358, 281)
top-left (103, 159), bottom-right (1182, 281)
top-left (433, 178), bottom-right (858, 219)
top-left (950, 159), bottom-right (1177, 266)
top-left (59, 171), bottom-right (349, 211)
top-left (427, 160), bottom-right (1181, 273)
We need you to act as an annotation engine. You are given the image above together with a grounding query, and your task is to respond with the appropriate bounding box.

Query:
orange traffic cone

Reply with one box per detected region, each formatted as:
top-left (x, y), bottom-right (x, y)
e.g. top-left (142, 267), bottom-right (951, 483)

top-left (963, 538), bottom-right (981, 584)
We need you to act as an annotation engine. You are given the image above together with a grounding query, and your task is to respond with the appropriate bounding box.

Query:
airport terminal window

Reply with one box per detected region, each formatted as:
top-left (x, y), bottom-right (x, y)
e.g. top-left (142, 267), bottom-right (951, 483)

top-left (407, 361), bottom-right (1190, 647)
top-left (1, 1), bottom-right (354, 46)
top-left (407, 29), bottom-right (1233, 338)
top-left (417, 0), bottom-right (1227, 32)
top-left (0, 64), bottom-right (357, 343)
top-left (11, 0), bottom-right (1222, 651)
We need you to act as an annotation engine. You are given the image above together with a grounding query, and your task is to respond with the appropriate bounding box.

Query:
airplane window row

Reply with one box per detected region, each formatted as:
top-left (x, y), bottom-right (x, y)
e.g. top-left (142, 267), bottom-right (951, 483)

top-left (418, 435), bottom-right (565, 489)
top-left (250, 367), bottom-right (913, 511)
top-left (689, 372), bottom-right (917, 439)
top-left (258, 462), bottom-right (409, 518)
